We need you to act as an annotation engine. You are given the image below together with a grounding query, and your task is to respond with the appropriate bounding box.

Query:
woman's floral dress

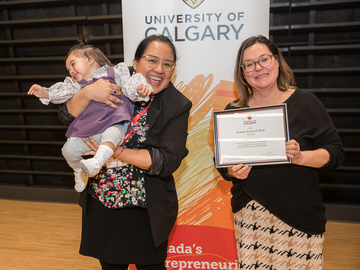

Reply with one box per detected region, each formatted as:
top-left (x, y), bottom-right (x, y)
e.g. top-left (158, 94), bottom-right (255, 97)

top-left (88, 100), bottom-right (152, 209)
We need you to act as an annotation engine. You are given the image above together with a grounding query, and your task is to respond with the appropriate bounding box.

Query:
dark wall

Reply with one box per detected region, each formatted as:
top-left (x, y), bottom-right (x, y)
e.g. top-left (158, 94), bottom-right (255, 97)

top-left (0, 0), bottom-right (123, 193)
top-left (270, 0), bottom-right (360, 206)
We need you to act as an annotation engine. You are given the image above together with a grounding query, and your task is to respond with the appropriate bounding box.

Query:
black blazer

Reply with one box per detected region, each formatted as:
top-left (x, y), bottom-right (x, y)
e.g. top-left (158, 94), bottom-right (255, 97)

top-left (144, 82), bottom-right (192, 247)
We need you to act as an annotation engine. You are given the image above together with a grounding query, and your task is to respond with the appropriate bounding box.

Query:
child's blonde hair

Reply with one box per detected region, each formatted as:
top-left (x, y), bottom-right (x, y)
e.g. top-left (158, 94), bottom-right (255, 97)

top-left (67, 32), bottom-right (112, 67)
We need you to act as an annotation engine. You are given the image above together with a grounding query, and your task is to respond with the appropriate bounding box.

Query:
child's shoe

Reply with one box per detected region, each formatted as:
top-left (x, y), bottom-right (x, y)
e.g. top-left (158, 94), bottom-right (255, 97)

top-left (74, 170), bottom-right (89, 192)
top-left (80, 158), bottom-right (102, 177)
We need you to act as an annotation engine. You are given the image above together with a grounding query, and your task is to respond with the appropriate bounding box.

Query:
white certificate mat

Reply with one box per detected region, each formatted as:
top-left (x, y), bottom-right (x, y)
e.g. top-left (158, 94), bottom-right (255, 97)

top-left (213, 104), bottom-right (290, 168)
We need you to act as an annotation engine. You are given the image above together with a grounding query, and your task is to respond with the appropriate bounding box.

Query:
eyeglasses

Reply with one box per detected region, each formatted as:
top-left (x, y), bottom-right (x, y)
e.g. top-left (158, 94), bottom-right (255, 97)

top-left (241, 54), bottom-right (275, 73)
top-left (141, 55), bottom-right (176, 72)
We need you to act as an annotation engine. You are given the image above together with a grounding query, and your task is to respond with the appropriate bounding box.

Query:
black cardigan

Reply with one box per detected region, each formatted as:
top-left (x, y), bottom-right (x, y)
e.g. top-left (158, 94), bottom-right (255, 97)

top-left (59, 81), bottom-right (192, 247)
top-left (217, 89), bottom-right (344, 234)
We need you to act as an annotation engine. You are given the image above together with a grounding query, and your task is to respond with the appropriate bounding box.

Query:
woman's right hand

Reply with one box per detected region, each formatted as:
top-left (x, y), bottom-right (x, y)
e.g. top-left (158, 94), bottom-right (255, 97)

top-left (81, 136), bottom-right (99, 156)
top-left (83, 79), bottom-right (123, 109)
top-left (227, 164), bottom-right (252, 180)
top-left (67, 79), bottom-right (124, 117)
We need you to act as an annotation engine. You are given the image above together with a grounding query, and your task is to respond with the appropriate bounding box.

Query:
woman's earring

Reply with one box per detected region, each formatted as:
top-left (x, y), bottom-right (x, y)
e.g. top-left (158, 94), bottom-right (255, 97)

top-left (132, 70), bottom-right (136, 76)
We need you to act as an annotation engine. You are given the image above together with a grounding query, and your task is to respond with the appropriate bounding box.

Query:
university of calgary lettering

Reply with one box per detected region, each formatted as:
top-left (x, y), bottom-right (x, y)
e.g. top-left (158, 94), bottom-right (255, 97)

top-left (144, 12), bottom-right (245, 42)
top-left (145, 13), bottom-right (225, 24)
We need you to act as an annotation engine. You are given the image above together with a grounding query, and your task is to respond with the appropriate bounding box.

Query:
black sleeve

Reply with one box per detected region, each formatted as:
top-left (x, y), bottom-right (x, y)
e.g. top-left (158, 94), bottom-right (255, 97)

top-left (146, 100), bottom-right (192, 177)
top-left (217, 167), bottom-right (237, 182)
top-left (58, 102), bottom-right (75, 125)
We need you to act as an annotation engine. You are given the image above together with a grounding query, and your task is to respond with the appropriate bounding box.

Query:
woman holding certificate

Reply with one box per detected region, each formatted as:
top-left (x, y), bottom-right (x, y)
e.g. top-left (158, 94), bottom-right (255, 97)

top-left (217, 35), bottom-right (344, 269)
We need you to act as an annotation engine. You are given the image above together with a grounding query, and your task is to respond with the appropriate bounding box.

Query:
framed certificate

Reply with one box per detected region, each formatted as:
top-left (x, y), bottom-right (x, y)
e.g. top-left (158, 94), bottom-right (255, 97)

top-left (213, 104), bottom-right (291, 168)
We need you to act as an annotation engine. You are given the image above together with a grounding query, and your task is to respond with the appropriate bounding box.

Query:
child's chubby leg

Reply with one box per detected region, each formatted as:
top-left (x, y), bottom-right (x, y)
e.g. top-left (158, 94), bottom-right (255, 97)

top-left (79, 122), bottom-right (128, 177)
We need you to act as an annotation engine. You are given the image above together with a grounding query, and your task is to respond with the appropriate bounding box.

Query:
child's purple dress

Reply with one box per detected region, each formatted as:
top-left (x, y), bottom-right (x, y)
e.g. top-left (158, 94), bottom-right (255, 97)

top-left (65, 67), bottom-right (133, 138)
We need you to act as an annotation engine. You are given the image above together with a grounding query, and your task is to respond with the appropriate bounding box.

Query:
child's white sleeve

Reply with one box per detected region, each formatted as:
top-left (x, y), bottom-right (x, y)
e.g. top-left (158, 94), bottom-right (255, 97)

top-left (123, 73), bottom-right (152, 102)
top-left (113, 63), bottom-right (152, 102)
top-left (40, 77), bottom-right (82, 105)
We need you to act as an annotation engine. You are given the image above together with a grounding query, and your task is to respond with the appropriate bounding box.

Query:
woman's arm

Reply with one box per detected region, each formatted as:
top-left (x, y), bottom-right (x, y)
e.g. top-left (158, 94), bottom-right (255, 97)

top-left (118, 101), bottom-right (192, 174)
top-left (67, 79), bottom-right (123, 117)
top-left (286, 139), bottom-right (330, 168)
top-left (82, 87), bottom-right (192, 174)
top-left (115, 148), bottom-right (152, 170)
top-left (82, 136), bottom-right (152, 170)
top-left (287, 91), bottom-right (344, 170)
top-left (146, 100), bottom-right (192, 177)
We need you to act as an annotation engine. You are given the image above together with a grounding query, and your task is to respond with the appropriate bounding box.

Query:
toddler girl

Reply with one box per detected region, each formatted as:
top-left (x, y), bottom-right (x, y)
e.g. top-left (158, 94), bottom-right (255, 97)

top-left (28, 34), bottom-right (152, 192)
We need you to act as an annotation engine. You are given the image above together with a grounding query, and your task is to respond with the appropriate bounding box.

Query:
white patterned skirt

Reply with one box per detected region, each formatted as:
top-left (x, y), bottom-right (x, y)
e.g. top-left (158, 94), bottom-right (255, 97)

top-left (234, 200), bottom-right (324, 269)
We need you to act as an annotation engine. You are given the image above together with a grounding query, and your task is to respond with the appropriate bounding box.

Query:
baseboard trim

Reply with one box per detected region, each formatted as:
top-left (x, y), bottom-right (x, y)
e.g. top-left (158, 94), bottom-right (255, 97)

top-left (325, 203), bottom-right (360, 223)
top-left (0, 185), bottom-right (79, 204)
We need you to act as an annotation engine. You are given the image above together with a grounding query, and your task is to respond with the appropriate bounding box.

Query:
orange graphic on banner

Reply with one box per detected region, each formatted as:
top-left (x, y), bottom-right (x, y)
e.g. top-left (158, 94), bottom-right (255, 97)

top-left (172, 74), bottom-right (239, 230)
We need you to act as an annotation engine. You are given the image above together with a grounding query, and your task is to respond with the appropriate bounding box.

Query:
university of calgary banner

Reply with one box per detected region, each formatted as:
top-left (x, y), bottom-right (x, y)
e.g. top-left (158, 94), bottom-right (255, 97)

top-left (122, 1), bottom-right (269, 269)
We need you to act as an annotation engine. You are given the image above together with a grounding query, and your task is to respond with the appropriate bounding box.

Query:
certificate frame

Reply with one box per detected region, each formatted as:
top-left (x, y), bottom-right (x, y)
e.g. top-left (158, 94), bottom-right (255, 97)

top-left (213, 104), bottom-right (291, 168)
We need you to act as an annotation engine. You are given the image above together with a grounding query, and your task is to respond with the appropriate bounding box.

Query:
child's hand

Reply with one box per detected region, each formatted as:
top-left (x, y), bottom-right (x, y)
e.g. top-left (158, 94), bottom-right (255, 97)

top-left (137, 83), bottom-right (152, 97)
top-left (28, 84), bottom-right (49, 99)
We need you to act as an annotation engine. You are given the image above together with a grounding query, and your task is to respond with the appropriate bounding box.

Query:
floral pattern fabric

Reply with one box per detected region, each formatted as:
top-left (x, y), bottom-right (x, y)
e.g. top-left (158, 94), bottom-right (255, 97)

top-left (88, 101), bottom-right (151, 209)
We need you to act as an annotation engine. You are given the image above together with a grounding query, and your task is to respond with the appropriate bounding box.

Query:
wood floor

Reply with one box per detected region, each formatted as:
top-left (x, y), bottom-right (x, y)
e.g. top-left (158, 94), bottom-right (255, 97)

top-left (0, 199), bottom-right (359, 270)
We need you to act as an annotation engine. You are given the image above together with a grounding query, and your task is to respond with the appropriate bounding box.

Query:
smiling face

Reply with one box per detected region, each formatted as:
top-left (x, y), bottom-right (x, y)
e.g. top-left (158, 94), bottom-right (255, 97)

top-left (65, 52), bottom-right (100, 82)
top-left (242, 43), bottom-right (279, 93)
top-left (133, 41), bottom-right (175, 95)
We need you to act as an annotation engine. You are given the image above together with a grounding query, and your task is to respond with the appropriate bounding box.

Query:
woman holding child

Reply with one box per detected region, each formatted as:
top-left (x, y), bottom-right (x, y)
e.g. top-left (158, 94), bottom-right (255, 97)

top-left (59, 35), bottom-right (192, 270)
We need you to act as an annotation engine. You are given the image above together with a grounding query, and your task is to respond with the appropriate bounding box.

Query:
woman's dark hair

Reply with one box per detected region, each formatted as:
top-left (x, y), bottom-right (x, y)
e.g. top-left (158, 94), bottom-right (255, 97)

top-left (134, 35), bottom-right (177, 63)
top-left (66, 32), bottom-right (112, 67)
top-left (233, 35), bottom-right (296, 108)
